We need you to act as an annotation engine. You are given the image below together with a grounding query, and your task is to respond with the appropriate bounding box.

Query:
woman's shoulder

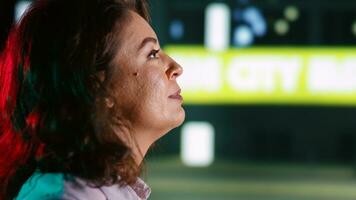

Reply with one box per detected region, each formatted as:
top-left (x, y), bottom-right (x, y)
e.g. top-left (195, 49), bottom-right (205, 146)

top-left (15, 171), bottom-right (107, 200)
top-left (15, 171), bottom-right (151, 200)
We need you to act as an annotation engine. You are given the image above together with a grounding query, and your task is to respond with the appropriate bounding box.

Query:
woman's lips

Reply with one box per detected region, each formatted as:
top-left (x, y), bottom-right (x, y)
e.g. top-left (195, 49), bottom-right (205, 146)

top-left (169, 89), bottom-right (183, 100)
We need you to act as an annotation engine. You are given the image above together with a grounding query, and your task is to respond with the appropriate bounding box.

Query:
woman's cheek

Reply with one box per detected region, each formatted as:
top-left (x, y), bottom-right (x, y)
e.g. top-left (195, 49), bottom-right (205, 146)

top-left (140, 66), bottom-right (164, 90)
top-left (142, 70), bottom-right (167, 109)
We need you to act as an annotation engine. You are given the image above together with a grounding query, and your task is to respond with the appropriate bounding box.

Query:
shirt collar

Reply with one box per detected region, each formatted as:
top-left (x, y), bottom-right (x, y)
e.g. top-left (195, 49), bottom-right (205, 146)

top-left (130, 177), bottom-right (151, 200)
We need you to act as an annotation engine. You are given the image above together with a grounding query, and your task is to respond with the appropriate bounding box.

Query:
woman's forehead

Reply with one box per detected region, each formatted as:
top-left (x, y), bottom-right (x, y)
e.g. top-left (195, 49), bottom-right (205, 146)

top-left (120, 11), bottom-right (158, 49)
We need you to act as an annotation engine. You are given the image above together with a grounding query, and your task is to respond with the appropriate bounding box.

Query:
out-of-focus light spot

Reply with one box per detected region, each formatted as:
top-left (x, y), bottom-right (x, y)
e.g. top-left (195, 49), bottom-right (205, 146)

top-left (205, 3), bottom-right (231, 51)
top-left (15, 1), bottom-right (32, 22)
top-left (243, 7), bottom-right (267, 37)
top-left (284, 6), bottom-right (299, 22)
top-left (170, 20), bottom-right (184, 40)
top-left (252, 21), bottom-right (267, 37)
top-left (274, 19), bottom-right (289, 35)
top-left (181, 122), bottom-right (215, 167)
top-left (243, 7), bottom-right (261, 24)
top-left (352, 21), bottom-right (356, 37)
top-left (234, 25), bottom-right (254, 47)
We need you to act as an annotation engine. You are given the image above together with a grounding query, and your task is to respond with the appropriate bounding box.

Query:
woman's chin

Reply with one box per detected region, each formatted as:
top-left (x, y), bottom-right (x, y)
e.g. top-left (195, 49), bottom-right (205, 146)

top-left (163, 108), bottom-right (186, 131)
top-left (172, 107), bottom-right (186, 128)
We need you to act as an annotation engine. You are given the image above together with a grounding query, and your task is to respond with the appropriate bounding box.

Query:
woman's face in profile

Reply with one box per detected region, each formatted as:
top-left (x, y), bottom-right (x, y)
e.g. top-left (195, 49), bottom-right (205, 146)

top-left (109, 11), bottom-right (185, 140)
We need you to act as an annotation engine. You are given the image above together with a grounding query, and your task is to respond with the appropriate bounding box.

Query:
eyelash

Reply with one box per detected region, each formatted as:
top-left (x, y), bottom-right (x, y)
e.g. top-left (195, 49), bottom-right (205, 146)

top-left (148, 49), bottom-right (160, 59)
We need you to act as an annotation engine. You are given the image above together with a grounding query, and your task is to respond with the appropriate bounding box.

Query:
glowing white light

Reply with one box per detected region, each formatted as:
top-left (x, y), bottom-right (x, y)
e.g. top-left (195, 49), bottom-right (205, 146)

top-left (234, 25), bottom-right (254, 47)
top-left (15, 1), bottom-right (32, 22)
top-left (308, 57), bottom-right (338, 93)
top-left (274, 19), bottom-right (289, 35)
top-left (308, 56), bottom-right (356, 93)
top-left (205, 3), bottom-right (231, 51)
top-left (284, 6), bottom-right (299, 22)
top-left (181, 122), bottom-right (215, 167)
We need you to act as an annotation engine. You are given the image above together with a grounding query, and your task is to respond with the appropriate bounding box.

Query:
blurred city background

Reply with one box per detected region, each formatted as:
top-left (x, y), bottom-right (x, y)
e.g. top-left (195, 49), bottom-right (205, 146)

top-left (1, 0), bottom-right (356, 199)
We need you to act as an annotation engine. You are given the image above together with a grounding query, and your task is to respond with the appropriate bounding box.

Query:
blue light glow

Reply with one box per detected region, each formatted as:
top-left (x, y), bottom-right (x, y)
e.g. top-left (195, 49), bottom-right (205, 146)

top-left (170, 20), bottom-right (184, 40)
top-left (234, 25), bottom-right (254, 47)
top-left (243, 7), bottom-right (267, 37)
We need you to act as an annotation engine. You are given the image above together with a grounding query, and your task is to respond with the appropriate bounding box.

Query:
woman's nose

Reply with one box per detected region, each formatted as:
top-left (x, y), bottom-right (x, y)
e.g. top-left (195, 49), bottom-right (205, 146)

top-left (166, 56), bottom-right (183, 80)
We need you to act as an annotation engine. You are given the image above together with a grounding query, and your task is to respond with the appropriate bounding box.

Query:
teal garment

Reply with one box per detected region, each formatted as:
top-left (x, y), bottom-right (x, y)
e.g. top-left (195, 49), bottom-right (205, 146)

top-left (15, 171), bottom-right (65, 200)
top-left (14, 170), bottom-right (151, 200)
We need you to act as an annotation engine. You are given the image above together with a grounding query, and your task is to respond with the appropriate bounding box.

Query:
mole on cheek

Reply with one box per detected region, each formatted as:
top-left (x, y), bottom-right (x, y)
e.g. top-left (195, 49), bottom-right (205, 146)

top-left (133, 72), bottom-right (139, 76)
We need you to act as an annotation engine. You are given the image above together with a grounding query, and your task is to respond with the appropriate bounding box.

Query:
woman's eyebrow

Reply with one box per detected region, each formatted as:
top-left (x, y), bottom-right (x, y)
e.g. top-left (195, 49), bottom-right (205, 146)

top-left (138, 37), bottom-right (158, 51)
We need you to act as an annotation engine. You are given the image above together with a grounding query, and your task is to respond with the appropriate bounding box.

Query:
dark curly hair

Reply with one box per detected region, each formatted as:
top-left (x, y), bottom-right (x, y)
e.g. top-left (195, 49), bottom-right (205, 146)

top-left (0, 0), bottom-right (149, 199)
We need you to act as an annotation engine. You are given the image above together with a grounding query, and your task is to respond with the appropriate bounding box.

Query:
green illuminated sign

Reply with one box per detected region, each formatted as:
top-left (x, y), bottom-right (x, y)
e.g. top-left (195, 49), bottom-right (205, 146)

top-left (166, 46), bottom-right (356, 106)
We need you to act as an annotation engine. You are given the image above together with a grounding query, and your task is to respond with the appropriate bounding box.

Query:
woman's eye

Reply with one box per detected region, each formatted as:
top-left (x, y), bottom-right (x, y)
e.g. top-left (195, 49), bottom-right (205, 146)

top-left (148, 49), bottom-right (160, 59)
